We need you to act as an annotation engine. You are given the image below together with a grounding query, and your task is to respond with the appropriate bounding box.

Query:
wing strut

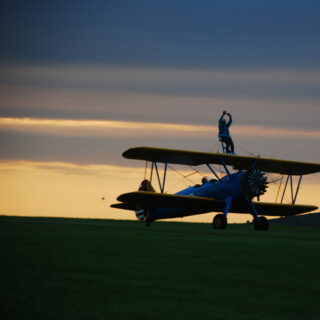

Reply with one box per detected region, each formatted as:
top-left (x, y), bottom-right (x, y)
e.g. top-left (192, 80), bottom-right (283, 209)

top-left (206, 164), bottom-right (221, 181)
top-left (219, 157), bottom-right (231, 175)
top-left (280, 175), bottom-right (289, 203)
top-left (293, 175), bottom-right (303, 204)
top-left (280, 174), bottom-right (304, 205)
top-left (249, 201), bottom-right (259, 220)
top-left (223, 197), bottom-right (233, 217)
top-left (150, 161), bottom-right (154, 184)
top-left (290, 175), bottom-right (294, 203)
top-left (275, 176), bottom-right (283, 203)
top-left (162, 163), bottom-right (168, 193)
top-left (150, 161), bottom-right (168, 193)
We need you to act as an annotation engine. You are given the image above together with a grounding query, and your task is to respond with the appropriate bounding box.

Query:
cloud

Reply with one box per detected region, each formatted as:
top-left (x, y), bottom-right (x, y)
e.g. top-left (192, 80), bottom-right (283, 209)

top-left (1, 116), bottom-right (319, 170)
top-left (2, 65), bottom-right (320, 97)
top-left (0, 65), bottom-right (319, 166)
top-left (1, 117), bottom-right (319, 140)
top-left (1, 65), bottom-right (319, 129)
top-left (0, 160), bottom-right (142, 178)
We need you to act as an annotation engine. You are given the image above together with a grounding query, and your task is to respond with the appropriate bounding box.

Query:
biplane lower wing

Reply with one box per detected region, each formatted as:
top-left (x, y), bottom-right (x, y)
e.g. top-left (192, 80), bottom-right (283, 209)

top-left (117, 192), bottom-right (225, 212)
top-left (113, 191), bottom-right (318, 216)
top-left (123, 147), bottom-right (320, 175)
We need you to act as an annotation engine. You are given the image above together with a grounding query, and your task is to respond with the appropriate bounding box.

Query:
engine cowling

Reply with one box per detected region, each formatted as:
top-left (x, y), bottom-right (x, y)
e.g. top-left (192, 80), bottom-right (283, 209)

top-left (242, 168), bottom-right (268, 200)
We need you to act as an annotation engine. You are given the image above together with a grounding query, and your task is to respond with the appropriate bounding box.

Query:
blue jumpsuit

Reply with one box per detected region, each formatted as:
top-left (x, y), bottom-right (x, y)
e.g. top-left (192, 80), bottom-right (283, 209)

top-left (218, 113), bottom-right (234, 154)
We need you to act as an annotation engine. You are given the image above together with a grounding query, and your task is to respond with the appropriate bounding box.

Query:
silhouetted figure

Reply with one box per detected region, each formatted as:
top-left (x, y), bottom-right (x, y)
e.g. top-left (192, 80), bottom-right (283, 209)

top-left (218, 111), bottom-right (234, 154)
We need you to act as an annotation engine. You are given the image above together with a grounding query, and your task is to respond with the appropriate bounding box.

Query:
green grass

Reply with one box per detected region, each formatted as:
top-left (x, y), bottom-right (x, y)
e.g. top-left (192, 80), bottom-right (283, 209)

top-left (1, 216), bottom-right (320, 320)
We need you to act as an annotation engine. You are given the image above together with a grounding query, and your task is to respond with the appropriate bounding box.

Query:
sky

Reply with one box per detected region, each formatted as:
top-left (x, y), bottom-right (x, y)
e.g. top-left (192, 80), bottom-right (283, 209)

top-left (0, 0), bottom-right (319, 223)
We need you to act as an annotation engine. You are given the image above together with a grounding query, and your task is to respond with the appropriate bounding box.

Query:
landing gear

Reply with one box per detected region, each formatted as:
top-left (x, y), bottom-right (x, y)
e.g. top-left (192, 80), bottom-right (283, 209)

top-left (253, 216), bottom-right (269, 231)
top-left (144, 210), bottom-right (152, 227)
top-left (213, 214), bottom-right (228, 229)
top-left (248, 201), bottom-right (269, 231)
top-left (213, 197), bottom-right (232, 230)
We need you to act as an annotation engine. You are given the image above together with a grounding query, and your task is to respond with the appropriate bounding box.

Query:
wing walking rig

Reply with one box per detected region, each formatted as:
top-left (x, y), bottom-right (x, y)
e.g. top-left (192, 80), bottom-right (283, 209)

top-left (111, 145), bottom-right (319, 231)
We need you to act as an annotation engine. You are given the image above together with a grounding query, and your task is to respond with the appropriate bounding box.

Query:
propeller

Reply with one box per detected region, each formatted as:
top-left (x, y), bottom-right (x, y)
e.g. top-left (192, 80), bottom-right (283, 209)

top-left (245, 168), bottom-right (269, 199)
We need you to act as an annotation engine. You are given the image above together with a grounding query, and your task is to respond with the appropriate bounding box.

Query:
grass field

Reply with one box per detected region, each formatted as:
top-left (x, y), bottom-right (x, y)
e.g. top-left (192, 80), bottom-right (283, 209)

top-left (1, 216), bottom-right (320, 320)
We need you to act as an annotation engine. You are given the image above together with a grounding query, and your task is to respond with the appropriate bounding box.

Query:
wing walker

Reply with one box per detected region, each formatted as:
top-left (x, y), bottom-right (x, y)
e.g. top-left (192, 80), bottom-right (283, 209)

top-left (111, 112), bottom-right (319, 231)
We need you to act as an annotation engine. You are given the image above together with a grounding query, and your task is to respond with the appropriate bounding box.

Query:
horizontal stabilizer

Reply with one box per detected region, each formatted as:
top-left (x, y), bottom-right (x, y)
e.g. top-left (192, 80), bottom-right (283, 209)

top-left (123, 147), bottom-right (320, 175)
top-left (110, 202), bottom-right (137, 211)
top-left (113, 191), bottom-right (318, 216)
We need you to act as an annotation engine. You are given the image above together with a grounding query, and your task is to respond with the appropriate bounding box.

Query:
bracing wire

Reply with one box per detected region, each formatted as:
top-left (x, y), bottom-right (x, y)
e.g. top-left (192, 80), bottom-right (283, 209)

top-left (236, 144), bottom-right (259, 157)
top-left (209, 140), bottom-right (220, 153)
top-left (165, 164), bottom-right (198, 194)
top-left (263, 173), bottom-right (291, 203)
top-left (188, 166), bottom-right (206, 178)
top-left (167, 164), bottom-right (197, 185)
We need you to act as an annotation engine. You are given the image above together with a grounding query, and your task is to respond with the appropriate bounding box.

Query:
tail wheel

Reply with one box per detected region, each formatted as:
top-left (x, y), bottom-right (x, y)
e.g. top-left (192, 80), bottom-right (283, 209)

top-left (253, 216), bottom-right (269, 231)
top-left (213, 214), bottom-right (228, 229)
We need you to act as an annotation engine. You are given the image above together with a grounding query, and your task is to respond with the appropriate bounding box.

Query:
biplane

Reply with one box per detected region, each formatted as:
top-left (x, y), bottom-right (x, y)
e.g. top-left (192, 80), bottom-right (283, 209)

top-left (111, 147), bottom-right (319, 231)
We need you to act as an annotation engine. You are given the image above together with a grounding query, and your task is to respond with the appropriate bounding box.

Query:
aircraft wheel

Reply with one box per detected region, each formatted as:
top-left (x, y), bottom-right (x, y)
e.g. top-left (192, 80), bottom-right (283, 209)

top-left (253, 216), bottom-right (269, 231)
top-left (213, 214), bottom-right (227, 229)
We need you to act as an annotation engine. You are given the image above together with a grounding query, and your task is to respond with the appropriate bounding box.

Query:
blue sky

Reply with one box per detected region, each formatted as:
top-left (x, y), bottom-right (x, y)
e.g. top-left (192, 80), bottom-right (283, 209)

top-left (1, 0), bottom-right (320, 68)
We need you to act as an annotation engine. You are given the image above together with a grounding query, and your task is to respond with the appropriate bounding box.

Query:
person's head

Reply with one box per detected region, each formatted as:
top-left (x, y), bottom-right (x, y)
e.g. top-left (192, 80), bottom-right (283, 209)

top-left (221, 119), bottom-right (226, 125)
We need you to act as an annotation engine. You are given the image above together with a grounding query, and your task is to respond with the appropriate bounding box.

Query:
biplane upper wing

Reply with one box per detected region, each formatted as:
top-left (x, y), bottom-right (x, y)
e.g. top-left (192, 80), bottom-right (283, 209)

top-left (112, 191), bottom-right (318, 216)
top-left (123, 147), bottom-right (320, 175)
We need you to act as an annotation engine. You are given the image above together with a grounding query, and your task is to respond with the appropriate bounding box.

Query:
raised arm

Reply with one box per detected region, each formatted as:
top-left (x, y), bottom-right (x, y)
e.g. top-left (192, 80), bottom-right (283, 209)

top-left (219, 111), bottom-right (227, 125)
top-left (226, 113), bottom-right (232, 127)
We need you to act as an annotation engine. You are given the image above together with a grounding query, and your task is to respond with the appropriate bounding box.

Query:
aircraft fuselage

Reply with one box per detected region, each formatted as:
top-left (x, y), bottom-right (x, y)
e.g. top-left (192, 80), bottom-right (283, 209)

top-left (151, 172), bottom-right (246, 220)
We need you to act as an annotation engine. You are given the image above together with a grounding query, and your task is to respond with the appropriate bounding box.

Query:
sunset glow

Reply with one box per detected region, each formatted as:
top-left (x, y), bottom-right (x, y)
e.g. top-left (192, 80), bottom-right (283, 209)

top-left (0, 160), bottom-right (318, 223)
top-left (1, 117), bottom-right (319, 139)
